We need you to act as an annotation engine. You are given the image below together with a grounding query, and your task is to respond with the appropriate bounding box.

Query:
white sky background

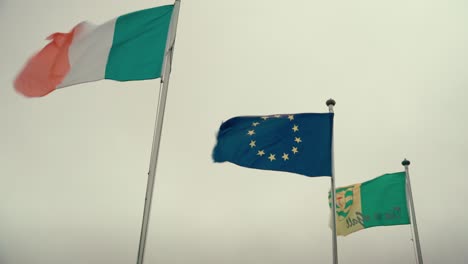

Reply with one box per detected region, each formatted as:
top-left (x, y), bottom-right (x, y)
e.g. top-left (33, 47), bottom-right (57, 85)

top-left (1, 0), bottom-right (468, 263)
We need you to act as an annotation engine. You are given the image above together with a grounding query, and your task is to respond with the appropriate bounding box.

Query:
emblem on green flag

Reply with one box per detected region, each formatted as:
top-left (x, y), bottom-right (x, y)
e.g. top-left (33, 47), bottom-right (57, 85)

top-left (336, 186), bottom-right (354, 220)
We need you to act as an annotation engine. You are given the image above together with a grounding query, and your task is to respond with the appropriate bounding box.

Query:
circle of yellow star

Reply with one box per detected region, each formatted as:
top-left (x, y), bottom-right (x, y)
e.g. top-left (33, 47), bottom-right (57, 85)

top-left (292, 125), bottom-right (299, 132)
top-left (294, 137), bottom-right (302, 143)
top-left (247, 130), bottom-right (255, 136)
top-left (282, 153), bottom-right (289, 161)
top-left (268, 154), bottom-right (276, 161)
top-left (288, 115), bottom-right (294, 121)
top-left (249, 140), bottom-right (256, 148)
top-left (292, 147), bottom-right (299, 154)
top-left (257, 150), bottom-right (265, 156)
top-left (252, 122), bottom-right (260, 127)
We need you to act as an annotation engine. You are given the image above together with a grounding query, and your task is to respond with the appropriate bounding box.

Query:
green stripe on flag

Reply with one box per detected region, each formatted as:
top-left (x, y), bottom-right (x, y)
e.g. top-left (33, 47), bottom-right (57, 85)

top-left (360, 172), bottom-right (410, 228)
top-left (105, 5), bottom-right (174, 81)
top-left (337, 211), bottom-right (348, 218)
top-left (344, 200), bottom-right (353, 208)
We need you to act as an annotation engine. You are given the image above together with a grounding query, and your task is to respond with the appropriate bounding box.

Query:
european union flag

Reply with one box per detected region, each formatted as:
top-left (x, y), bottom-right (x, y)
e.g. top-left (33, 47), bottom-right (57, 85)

top-left (212, 113), bottom-right (333, 177)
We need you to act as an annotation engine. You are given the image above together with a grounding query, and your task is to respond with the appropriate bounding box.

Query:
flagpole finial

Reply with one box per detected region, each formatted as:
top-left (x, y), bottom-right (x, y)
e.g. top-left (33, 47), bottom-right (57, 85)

top-left (326, 99), bottom-right (336, 113)
top-left (402, 159), bottom-right (410, 166)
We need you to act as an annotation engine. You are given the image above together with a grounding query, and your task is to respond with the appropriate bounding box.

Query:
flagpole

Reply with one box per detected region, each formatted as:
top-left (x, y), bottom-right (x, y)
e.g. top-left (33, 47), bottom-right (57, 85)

top-left (136, 1), bottom-right (181, 264)
top-left (326, 99), bottom-right (338, 264)
top-left (402, 159), bottom-right (423, 264)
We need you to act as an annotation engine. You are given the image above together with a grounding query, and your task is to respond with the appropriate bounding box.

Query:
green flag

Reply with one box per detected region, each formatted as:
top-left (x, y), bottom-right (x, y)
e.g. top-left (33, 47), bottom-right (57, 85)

top-left (329, 172), bottom-right (410, 236)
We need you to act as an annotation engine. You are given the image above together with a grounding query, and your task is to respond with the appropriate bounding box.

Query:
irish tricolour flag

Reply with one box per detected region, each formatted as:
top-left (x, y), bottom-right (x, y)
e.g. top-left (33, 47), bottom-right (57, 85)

top-left (15, 5), bottom-right (174, 97)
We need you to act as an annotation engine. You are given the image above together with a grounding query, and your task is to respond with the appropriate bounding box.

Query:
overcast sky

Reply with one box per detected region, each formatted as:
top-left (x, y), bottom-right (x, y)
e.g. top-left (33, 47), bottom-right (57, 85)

top-left (1, 0), bottom-right (468, 263)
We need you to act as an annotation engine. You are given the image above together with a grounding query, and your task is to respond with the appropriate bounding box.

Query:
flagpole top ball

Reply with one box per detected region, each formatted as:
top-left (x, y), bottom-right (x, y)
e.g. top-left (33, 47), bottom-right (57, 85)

top-left (402, 159), bottom-right (410, 166)
top-left (326, 99), bottom-right (336, 106)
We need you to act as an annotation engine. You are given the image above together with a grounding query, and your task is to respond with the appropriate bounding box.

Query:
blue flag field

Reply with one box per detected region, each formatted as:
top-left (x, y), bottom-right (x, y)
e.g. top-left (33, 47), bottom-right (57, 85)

top-left (213, 113), bottom-right (333, 177)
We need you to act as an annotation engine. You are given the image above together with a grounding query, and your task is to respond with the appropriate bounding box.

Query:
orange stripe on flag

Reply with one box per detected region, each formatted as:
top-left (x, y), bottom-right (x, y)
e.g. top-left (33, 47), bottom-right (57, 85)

top-left (14, 25), bottom-right (81, 97)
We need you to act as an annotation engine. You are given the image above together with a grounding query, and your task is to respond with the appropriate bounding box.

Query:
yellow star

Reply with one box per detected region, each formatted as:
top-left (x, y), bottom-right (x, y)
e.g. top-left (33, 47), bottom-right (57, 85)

top-left (261, 116), bottom-right (269, 120)
top-left (292, 125), bottom-right (299, 132)
top-left (282, 153), bottom-right (289, 161)
top-left (288, 115), bottom-right (294, 121)
top-left (274, 114), bottom-right (281, 118)
top-left (292, 147), bottom-right (299, 154)
top-left (257, 150), bottom-right (265, 156)
top-left (249, 140), bottom-right (256, 148)
top-left (247, 130), bottom-right (255, 136)
top-left (252, 122), bottom-right (260, 127)
top-left (268, 154), bottom-right (276, 161)
top-left (294, 137), bottom-right (302, 143)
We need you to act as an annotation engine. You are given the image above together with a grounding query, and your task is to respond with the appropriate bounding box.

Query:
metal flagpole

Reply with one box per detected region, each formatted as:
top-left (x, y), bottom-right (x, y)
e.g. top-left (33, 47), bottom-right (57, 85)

top-left (326, 99), bottom-right (338, 264)
top-left (402, 159), bottom-right (423, 264)
top-left (136, 1), bottom-right (182, 264)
